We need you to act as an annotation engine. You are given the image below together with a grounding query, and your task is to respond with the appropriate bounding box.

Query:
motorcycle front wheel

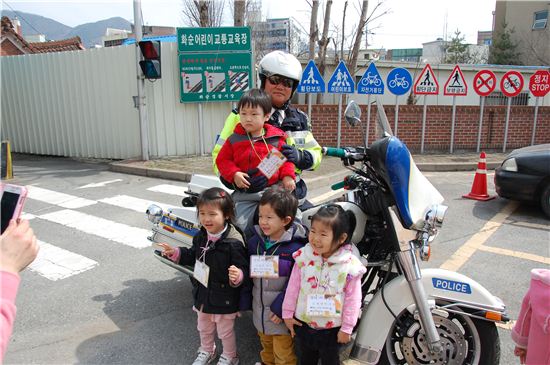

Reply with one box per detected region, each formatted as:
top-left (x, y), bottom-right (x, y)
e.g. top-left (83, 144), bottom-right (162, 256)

top-left (378, 304), bottom-right (500, 365)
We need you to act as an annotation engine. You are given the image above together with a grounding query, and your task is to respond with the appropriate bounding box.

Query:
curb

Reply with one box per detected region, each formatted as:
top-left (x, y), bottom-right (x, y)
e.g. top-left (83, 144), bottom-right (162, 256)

top-left (110, 161), bottom-right (502, 184)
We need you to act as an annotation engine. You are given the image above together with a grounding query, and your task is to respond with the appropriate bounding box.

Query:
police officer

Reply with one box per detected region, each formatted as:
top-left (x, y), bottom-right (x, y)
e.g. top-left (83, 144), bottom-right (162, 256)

top-left (212, 51), bottom-right (322, 208)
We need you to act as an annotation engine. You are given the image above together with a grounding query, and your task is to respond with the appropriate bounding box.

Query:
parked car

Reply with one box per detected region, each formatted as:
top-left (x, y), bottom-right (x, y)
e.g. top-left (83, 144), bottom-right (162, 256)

top-left (495, 144), bottom-right (550, 218)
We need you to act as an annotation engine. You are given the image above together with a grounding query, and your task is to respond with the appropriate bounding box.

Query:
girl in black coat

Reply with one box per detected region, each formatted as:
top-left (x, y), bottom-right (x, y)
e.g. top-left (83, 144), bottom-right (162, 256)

top-left (159, 188), bottom-right (248, 365)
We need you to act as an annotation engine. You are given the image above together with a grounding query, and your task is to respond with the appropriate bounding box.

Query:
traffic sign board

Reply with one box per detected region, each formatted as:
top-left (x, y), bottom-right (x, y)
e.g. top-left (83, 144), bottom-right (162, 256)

top-left (473, 70), bottom-right (496, 96)
top-left (414, 64), bottom-right (439, 95)
top-left (298, 60), bottom-right (325, 94)
top-left (386, 67), bottom-right (412, 96)
top-left (327, 61), bottom-right (355, 94)
top-left (444, 65), bottom-right (467, 95)
top-left (357, 62), bottom-right (384, 94)
top-left (177, 27), bottom-right (252, 52)
top-left (528, 69), bottom-right (550, 97)
top-left (500, 70), bottom-right (524, 97)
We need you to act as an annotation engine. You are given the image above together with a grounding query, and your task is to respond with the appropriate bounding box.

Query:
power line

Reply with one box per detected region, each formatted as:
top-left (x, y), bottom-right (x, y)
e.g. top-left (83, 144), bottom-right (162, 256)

top-left (2, 1), bottom-right (45, 36)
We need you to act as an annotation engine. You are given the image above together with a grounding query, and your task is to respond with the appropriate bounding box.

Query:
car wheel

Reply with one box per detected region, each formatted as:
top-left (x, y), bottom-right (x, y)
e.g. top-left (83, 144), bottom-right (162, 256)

top-left (541, 184), bottom-right (550, 219)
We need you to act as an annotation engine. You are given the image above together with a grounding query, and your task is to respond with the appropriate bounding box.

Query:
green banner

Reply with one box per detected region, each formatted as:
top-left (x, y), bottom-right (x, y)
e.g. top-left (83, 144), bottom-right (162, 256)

top-left (177, 27), bottom-right (252, 53)
top-left (179, 52), bottom-right (253, 103)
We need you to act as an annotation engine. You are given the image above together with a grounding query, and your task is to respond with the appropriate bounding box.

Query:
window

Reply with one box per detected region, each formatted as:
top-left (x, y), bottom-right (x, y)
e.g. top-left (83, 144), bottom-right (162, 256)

top-left (533, 10), bottom-right (548, 30)
top-left (486, 92), bottom-right (529, 106)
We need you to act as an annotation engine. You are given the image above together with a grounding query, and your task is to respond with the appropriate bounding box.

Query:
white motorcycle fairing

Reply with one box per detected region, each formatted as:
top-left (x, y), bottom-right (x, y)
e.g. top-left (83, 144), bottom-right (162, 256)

top-left (352, 268), bottom-right (507, 364)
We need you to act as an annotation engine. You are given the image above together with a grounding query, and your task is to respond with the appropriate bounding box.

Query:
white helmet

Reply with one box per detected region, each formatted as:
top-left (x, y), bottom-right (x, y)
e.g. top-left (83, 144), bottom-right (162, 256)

top-left (258, 51), bottom-right (302, 94)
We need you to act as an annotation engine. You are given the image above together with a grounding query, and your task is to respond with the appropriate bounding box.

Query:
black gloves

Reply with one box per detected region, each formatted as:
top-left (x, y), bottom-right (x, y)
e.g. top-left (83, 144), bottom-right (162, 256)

top-left (246, 168), bottom-right (268, 193)
top-left (281, 144), bottom-right (313, 170)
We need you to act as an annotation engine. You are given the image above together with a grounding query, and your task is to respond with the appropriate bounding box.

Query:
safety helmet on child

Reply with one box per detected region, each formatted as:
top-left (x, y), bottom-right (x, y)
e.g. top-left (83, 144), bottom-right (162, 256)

top-left (258, 51), bottom-right (302, 96)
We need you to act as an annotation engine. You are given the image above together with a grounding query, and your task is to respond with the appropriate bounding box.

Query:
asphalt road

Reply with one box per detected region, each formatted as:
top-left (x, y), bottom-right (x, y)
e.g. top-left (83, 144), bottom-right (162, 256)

top-left (3, 155), bottom-right (549, 365)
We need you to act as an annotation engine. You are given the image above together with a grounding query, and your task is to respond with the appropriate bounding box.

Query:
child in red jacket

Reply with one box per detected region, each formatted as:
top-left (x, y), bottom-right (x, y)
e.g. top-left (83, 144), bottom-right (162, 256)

top-left (216, 88), bottom-right (296, 234)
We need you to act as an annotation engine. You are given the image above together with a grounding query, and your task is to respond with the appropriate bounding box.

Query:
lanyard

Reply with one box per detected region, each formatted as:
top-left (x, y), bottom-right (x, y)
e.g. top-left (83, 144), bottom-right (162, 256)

top-left (247, 131), bottom-right (271, 162)
top-left (312, 261), bottom-right (334, 294)
top-left (257, 238), bottom-right (282, 256)
top-left (198, 240), bottom-right (213, 262)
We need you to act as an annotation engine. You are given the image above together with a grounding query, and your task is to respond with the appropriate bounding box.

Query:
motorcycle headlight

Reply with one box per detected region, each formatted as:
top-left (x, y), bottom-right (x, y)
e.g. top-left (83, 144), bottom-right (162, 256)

top-left (501, 157), bottom-right (518, 172)
top-left (425, 204), bottom-right (447, 229)
top-left (146, 204), bottom-right (163, 224)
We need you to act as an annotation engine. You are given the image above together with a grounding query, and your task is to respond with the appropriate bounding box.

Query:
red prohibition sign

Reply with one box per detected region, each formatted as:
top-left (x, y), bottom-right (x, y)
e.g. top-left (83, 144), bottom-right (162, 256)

top-left (473, 70), bottom-right (496, 96)
top-left (500, 70), bottom-right (524, 97)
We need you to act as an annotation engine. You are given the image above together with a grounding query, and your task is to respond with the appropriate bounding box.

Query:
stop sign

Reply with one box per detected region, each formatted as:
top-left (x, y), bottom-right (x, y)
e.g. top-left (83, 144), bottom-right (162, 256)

top-left (529, 70), bottom-right (550, 97)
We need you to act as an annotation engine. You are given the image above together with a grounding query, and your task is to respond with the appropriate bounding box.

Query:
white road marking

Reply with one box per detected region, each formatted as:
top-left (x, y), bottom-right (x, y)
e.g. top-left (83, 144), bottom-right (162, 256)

top-left (27, 186), bottom-right (96, 209)
top-left (99, 195), bottom-right (174, 213)
top-left (20, 212), bottom-right (36, 220)
top-left (440, 201), bottom-right (519, 271)
top-left (147, 184), bottom-right (188, 197)
top-left (28, 240), bottom-right (98, 281)
top-left (78, 179), bottom-right (123, 189)
top-left (38, 209), bottom-right (151, 249)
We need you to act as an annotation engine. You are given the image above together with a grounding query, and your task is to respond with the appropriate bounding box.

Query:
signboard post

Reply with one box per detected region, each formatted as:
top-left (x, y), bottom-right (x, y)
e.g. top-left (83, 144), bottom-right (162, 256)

top-left (528, 70), bottom-right (550, 145)
top-left (297, 60), bottom-right (326, 120)
top-left (357, 62), bottom-right (385, 146)
top-left (444, 65), bottom-right (467, 153)
top-left (473, 70), bottom-right (497, 153)
top-left (386, 67), bottom-right (412, 136)
top-left (500, 70), bottom-right (524, 152)
top-left (327, 61), bottom-right (355, 147)
top-left (177, 26), bottom-right (252, 155)
top-left (413, 64), bottom-right (439, 153)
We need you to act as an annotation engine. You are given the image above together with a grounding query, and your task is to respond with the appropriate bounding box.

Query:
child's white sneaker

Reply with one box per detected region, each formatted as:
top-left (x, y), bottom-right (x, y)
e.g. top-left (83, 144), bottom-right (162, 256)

top-left (191, 349), bottom-right (216, 365)
top-left (216, 354), bottom-right (239, 365)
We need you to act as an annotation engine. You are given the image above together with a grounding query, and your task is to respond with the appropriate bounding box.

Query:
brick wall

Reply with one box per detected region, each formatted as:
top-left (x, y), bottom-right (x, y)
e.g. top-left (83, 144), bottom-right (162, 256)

top-left (299, 104), bottom-right (550, 152)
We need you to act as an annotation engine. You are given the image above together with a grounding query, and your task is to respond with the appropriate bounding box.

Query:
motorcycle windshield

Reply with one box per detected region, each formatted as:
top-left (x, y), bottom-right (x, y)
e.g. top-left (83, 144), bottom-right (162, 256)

top-left (373, 96), bottom-right (444, 229)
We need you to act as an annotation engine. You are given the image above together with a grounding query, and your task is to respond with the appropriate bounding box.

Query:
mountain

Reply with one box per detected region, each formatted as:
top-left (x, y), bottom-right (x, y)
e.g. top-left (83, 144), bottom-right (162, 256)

top-left (65, 17), bottom-right (132, 47)
top-left (1, 10), bottom-right (132, 48)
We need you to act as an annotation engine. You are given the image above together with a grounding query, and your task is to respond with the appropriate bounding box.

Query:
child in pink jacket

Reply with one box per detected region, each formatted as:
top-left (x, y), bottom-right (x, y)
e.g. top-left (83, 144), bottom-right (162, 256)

top-left (511, 268), bottom-right (550, 365)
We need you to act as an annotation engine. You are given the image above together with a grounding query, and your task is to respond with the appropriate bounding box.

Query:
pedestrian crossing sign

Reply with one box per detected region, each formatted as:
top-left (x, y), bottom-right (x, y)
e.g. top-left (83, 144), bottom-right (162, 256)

top-left (327, 61), bottom-right (355, 94)
top-left (298, 60), bottom-right (325, 93)
top-left (414, 64), bottom-right (439, 95)
top-left (444, 65), bottom-right (467, 96)
top-left (357, 62), bottom-right (384, 94)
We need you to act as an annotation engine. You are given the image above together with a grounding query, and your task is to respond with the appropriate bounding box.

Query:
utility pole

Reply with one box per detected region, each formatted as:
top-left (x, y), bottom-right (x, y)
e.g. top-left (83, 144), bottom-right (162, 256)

top-left (133, 0), bottom-right (149, 160)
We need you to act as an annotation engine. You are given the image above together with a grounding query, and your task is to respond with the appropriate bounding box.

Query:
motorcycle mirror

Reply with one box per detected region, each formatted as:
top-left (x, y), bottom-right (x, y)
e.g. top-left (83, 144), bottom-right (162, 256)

top-left (344, 100), bottom-right (361, 127)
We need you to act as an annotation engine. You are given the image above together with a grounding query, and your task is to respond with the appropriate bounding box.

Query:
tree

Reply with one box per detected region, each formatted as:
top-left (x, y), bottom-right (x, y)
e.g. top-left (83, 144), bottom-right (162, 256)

top-left (233, 0), bottom-right (246, 26)
top-left (308, 0), bottom-right (320, 60)
top-left (348, 0), bottom-right (368, 76)
top-left (443, 29), bottom-right (470, 64)
top-left (181, 0), bottom-right (226, 27)
top-left (488, 22), bottom-right (523, 65)
top-left (316, 0), bottom-right (333, 103)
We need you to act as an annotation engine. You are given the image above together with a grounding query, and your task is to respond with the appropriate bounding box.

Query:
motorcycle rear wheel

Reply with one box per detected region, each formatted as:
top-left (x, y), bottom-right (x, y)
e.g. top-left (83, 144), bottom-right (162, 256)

top-left (377, 305), bottom-right (500, 365)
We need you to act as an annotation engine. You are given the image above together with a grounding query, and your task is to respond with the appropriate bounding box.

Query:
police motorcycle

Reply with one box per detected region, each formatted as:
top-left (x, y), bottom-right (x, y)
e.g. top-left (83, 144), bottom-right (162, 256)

top-left (146, 98), bottom-right (509, 365)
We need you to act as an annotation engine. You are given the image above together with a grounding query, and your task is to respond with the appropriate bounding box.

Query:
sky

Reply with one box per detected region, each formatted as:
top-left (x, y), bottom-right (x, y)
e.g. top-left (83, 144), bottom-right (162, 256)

top-left (1, 0), bottom-right (496, 49)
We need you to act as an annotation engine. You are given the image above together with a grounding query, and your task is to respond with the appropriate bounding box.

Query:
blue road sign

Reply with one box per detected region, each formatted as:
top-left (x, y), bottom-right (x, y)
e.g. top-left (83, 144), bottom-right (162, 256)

top-left (327, 61), bottom-right (354, 94)
top-left (357, 63), bottom-right (384, 94)
top-left (298, 60), bottom-right (325, 93)
top-left (387, 67), bottom-right (412, 96)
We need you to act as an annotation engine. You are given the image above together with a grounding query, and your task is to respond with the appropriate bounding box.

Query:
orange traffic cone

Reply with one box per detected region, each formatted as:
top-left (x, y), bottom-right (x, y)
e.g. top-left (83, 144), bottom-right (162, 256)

top-left (463, 152), bottom-right (496, 201)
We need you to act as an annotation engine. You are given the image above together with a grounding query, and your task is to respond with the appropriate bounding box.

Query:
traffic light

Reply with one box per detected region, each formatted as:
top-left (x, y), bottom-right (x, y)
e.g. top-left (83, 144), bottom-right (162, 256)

top-left (138, 40), bottom-right (161, 79)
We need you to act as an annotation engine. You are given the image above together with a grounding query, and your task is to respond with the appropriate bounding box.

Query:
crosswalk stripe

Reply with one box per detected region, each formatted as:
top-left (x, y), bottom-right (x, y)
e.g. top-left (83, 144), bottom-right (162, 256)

top-left (21, 212), bottom-right (36, 220)
top-left (27, 186), bottom-right (97, 209)
top-left (38, 209), bottom-right (151, 249)
top-left (29, 240), bottom-right (98, 281)
top-left (147, 184), bottom-right (187, 197)
top-left (98, 195), bottom-right (174, 213)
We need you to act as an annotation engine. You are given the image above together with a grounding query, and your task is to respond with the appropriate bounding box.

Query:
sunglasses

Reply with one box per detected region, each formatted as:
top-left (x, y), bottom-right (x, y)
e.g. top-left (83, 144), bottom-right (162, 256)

top-left (267, 75), bottom-right (294, 88)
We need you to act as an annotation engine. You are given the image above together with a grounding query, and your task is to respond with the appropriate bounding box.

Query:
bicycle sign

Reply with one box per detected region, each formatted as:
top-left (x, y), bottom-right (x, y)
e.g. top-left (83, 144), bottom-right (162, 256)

top-left (500, 70), bottom-right (524, 97)
top-left (357, 63), bottom-right (384, 94)
top-left (414, 64), bottom-right (439, 95)
top-left (386, 68), bottom-right (412, 95)
top-left (297, 60), bottom-right (325, 94)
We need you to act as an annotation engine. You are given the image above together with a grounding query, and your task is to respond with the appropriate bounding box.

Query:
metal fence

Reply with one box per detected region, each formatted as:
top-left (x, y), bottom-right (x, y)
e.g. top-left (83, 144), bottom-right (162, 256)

top-left (1, 43), bottom-right (232, 159)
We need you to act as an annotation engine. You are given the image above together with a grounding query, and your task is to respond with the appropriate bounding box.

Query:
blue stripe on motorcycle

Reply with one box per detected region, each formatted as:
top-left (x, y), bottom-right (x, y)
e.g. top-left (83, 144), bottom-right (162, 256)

top-left (385, 137), bottom-right (413, 227)
top-left (160, 216), bottom-right (199, 237)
